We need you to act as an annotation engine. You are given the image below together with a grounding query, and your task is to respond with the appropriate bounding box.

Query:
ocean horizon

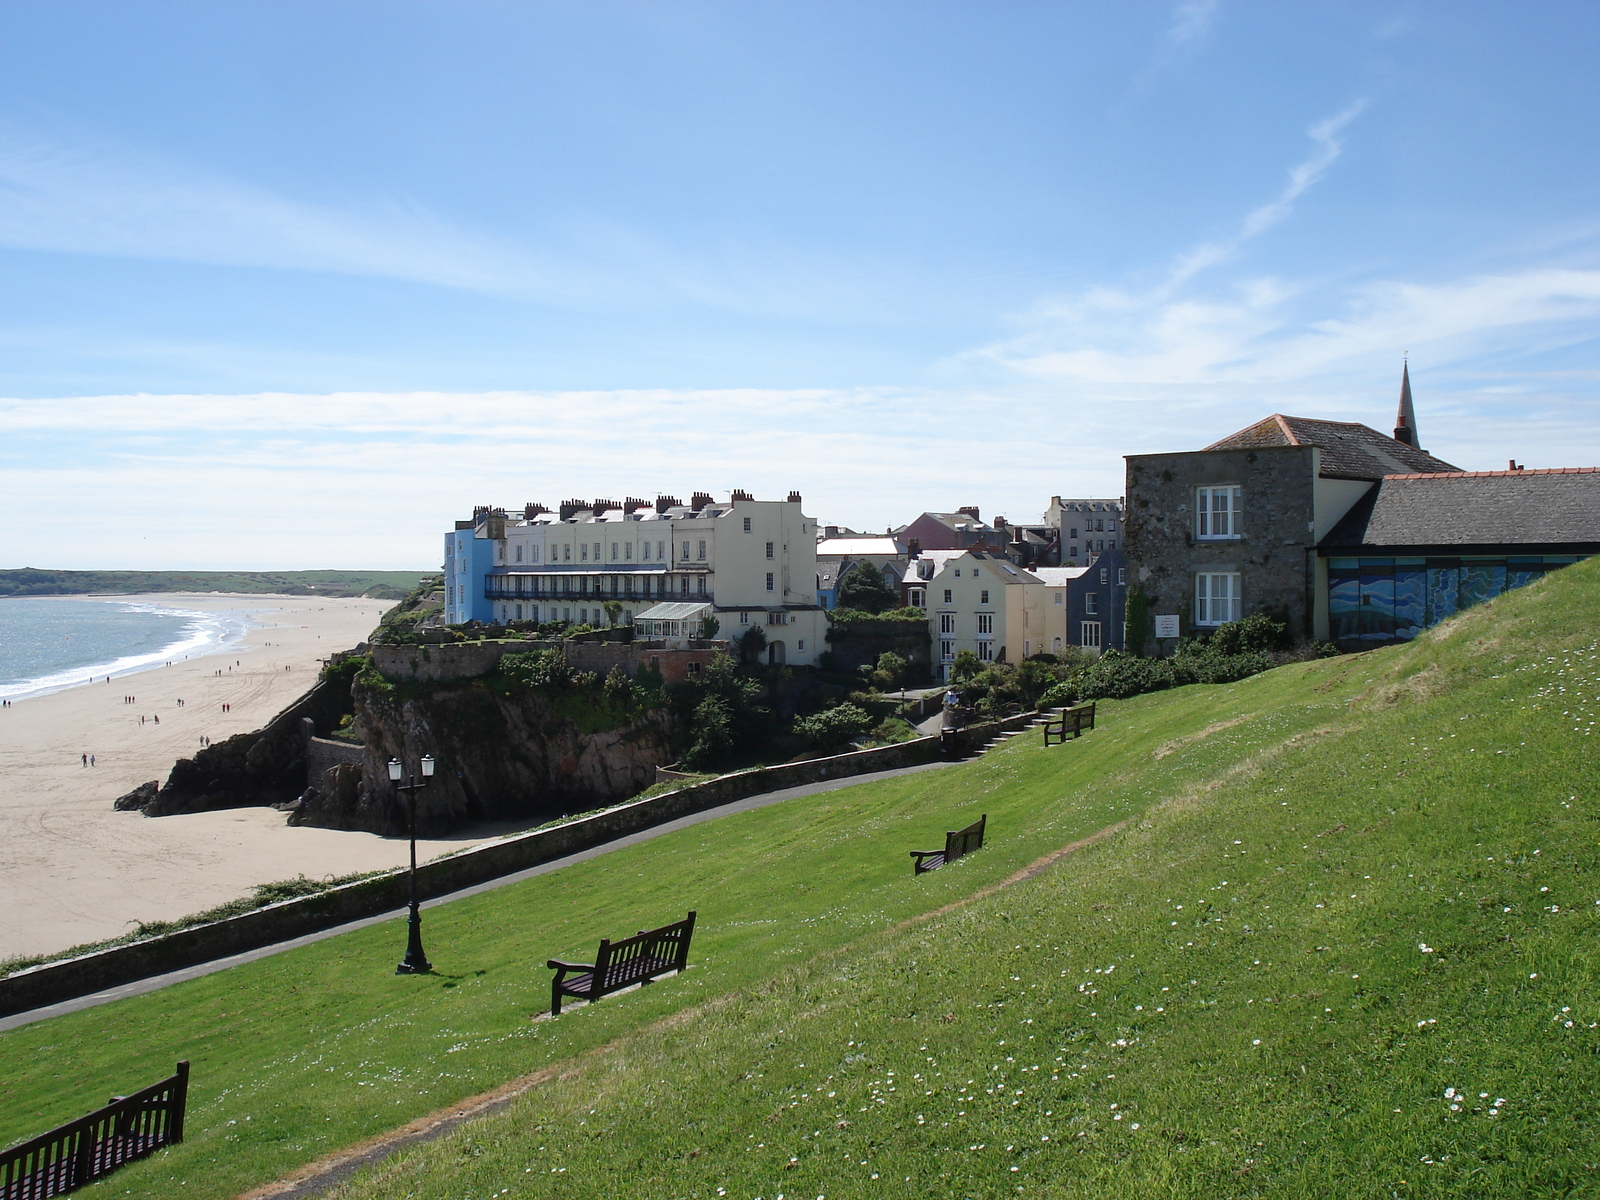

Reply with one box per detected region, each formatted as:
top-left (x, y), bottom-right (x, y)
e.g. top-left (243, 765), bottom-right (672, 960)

top-left (0, 597), bottom-right (254, 702)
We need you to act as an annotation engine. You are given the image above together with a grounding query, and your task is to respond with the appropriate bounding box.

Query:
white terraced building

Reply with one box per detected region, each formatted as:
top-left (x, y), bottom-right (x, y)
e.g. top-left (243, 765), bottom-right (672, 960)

top-left (442, 490), bottom-right (827, 666)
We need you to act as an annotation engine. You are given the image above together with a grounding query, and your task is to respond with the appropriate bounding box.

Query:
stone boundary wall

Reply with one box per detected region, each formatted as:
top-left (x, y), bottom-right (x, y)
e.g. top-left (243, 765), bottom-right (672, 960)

top-left (563, 641), bottom-right (638, 676)
top-left (0, 711), bottom-right (1043, 1019)
top-left (370, 641), bottom-right (532, 683)
top-left (304, 727), bottom-right (364, 779)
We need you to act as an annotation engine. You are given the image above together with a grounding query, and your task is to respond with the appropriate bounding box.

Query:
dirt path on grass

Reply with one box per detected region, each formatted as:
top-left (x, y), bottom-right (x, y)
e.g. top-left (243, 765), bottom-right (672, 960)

top-left (236, 817), bottom-right (1130, 1200)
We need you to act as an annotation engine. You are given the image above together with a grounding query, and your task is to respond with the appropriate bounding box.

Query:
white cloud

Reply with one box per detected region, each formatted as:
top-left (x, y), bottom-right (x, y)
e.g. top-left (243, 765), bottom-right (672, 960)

top-left (1167, 101), bottom-right (1366, 288)
top-left (0, 127), bottom-right (558, 294)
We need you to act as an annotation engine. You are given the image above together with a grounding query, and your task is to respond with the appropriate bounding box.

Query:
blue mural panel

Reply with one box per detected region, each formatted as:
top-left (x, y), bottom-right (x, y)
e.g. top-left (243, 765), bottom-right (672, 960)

top-left (1459, 562), bottom-right (1506, 610)
top-left (1426, 566), bottom-right (1459, 626)
top-left (1358, 561), bottom-right (1395, 641)
top-left (1328, 564), bottom-right (1361, 642)
top-left (1393, 566), bottom-right (1426, 639)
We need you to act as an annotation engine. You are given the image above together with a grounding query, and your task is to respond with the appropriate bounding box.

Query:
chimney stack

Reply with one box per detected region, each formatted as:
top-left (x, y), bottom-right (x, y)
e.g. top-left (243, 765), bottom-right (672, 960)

top-left (655, 495), bottom-right (681, 513)
top-left (731, 488), bottom-right (753, 502)
top-left (523, 502), bottom-right (550, 519)
top-left (690, 491), bottom-right (713, 511)
top-left (958, 505), bottom-right (980, 522)
top-left (559, 498), bottom-right (588, 521)
top-left (787, 490), bottom-right (802, 504)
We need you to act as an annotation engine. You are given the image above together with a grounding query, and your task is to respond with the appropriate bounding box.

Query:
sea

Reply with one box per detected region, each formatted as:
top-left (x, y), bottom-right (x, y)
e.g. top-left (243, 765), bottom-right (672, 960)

top-left (0, 597), bottom-right (252, 703)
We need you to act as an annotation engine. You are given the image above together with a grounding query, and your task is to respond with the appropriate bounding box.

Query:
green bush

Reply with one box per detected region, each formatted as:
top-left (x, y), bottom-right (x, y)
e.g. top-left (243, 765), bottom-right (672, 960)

top-left (1206, 610), bottom-right (1291, 654)
top-left (792, 702), bottom-right (875, 750)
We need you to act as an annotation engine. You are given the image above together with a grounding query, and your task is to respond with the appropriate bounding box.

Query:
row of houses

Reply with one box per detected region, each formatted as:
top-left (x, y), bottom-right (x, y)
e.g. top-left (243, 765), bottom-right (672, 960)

top-left (440, 365), bottom-right (1598, 678)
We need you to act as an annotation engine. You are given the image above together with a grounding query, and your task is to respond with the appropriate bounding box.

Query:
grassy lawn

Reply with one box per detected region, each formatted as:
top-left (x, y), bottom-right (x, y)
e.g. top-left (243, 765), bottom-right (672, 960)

top-left (4, 559), bottom-right (1598, 1198)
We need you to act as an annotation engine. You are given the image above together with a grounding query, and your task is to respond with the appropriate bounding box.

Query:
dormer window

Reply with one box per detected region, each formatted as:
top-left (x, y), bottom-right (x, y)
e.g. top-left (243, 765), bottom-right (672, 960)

top-left (1196, 486), bottom-right (1242, 539)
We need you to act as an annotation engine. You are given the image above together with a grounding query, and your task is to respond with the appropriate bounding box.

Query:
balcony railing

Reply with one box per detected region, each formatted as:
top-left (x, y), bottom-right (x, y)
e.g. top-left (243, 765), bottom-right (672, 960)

top-left (484, 579), bottom-right (711, 604)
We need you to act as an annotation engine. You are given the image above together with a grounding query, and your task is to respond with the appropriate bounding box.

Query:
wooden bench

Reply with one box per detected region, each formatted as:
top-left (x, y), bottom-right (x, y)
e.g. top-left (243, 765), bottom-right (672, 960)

top-left (1043, 702), bottom-right (1096, 745)
top-left (909, 814), bottom-right (986, 875)
top-left (546, 911), bottom-right (696, 1015)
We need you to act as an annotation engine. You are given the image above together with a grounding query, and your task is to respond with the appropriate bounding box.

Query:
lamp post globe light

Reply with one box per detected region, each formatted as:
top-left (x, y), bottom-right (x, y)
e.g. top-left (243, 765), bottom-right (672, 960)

top-left (389, 753), bottom-right (436, 974)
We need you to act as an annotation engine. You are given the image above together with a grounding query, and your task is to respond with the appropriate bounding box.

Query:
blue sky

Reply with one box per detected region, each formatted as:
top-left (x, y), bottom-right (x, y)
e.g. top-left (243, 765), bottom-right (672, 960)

top-left (2, 1), bottom-right (1597, 569)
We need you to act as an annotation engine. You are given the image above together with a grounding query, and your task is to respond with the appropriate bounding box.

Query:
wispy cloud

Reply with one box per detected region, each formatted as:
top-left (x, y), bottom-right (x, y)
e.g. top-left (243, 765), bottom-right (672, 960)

top-left (1166, 101), bottom-right (1366, 288)
top-left (0, 125), bottom-right (908, 321)
top-left (1127, 0), bottom-right (1223, 96)
top-left (0, 126), bottom-right (560, 295)
top-left (1167, 0), bottom-right (1222, 49)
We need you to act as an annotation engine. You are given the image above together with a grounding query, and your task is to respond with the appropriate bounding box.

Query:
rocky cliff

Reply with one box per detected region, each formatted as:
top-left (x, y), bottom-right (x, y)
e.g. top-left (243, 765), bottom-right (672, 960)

top-left (287, 664), bottom-right (675, 836)
top-left (115, 673), bottom-right (354, 816)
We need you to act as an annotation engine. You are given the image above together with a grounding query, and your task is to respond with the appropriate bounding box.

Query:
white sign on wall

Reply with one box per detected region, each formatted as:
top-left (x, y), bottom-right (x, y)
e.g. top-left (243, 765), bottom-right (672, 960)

top-left (1153, 614), bottom-right (1180, 639)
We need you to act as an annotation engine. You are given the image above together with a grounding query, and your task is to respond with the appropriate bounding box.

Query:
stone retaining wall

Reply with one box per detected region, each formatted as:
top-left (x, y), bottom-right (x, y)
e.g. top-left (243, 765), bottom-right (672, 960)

top-left (0, 712), bottom-right (1041, 1019)
top-left (304, 725), bottom-right (364, 779)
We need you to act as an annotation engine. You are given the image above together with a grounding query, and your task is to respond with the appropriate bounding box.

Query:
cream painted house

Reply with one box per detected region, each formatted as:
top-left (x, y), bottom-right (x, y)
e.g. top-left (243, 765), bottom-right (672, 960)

top-left (926, 551), bottom-right (1071, 680)
top-left (449, 491), bottom-right (826, 666)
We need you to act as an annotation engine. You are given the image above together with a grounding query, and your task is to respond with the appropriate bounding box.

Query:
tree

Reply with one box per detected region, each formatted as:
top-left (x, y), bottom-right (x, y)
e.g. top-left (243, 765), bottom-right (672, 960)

top-left (738, 625), bottom-right (768, 664)
top-left (602, 600), bottom-right (624, 628)
top-left (835, 561), bottom-right (899, 614)
top-left (700, 615), bottom-right (720, 640)
top-left (682, 695), bottom-right (732, 769)
top-left (873, 650), bottom-right (909, 691)
top-left (949, 649), bottom-right (983, 684)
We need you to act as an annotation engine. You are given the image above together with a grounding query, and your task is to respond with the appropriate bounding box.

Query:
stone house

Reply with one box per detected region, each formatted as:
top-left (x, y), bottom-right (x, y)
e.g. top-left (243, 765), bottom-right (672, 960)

top-left (1123, 368), bottom-right (1459, 650)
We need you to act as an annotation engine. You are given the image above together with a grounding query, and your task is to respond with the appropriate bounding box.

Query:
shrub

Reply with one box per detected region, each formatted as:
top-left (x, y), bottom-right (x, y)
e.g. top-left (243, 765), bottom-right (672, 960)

top-left (792, 702), bottom-right (875, 750)
top-left (1207, 611), bottom-right (1290, 654)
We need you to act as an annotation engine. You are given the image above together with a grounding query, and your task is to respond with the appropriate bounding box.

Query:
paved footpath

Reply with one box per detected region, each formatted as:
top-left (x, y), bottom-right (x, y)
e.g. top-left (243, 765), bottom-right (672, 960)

top-left (0, 759), bottom-right (955, 1033)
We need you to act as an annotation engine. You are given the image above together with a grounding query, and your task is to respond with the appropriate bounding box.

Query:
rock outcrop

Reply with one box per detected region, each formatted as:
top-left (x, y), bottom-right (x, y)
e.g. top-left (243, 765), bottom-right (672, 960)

top-left (118, 674), bottom-right (354, 816)
top-left (287, 674), bottom-right (675, 836)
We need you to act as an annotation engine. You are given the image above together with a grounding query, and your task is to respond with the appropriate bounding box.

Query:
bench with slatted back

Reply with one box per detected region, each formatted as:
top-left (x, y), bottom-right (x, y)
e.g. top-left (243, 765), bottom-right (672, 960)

top-left (1043, 701), bottom-right (1096, 745)
top-left (909, 814), bottom-right (986, 875)
top-left (546, 911), bottom-right (696, 1015)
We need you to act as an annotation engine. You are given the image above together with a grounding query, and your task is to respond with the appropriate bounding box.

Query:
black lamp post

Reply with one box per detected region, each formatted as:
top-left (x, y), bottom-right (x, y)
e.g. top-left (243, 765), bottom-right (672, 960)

top-left (388, 753), bottom-right (435, 974)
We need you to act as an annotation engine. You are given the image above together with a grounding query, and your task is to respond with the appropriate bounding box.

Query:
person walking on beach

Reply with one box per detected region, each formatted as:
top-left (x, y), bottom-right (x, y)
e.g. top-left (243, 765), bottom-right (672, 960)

top-left (81, 752), bottom-right (87, 767)
top-left (90, 754), bottom-right (96, 767)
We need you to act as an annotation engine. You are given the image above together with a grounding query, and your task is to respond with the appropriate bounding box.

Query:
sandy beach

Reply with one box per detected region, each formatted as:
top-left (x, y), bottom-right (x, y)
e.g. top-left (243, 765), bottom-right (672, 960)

top-left (0, 594), bottom-right (505, 963)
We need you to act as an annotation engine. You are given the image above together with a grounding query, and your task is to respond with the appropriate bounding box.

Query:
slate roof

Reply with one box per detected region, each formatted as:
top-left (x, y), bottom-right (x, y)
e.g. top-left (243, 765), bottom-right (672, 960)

top-left (1320, 468), bottom-right (1600, 552)
top-left (1206, 414), bottom-right (1460, 480)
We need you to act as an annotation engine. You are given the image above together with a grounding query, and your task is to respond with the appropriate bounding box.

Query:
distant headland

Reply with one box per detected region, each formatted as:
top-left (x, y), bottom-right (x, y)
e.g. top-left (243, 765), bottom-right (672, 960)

top-left (0, 569), bottom-right (430, 601)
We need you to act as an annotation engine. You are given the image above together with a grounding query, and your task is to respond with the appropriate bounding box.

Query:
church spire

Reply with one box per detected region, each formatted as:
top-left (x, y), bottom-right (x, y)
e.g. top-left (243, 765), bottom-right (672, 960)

top-left (1393, 359), bottom-right (1420, 449)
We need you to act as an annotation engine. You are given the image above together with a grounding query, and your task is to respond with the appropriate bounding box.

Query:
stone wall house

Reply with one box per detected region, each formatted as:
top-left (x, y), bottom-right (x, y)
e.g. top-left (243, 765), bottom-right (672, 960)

top-left (1123, 367), bottom-right (1460, 652)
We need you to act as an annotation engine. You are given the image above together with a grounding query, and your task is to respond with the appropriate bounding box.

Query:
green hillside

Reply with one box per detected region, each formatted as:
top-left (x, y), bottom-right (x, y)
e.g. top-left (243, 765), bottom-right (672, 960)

top-left (0, 568), bottom-right (429, 600)
top-left (0, 558), bottom-right (1595, 1199)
